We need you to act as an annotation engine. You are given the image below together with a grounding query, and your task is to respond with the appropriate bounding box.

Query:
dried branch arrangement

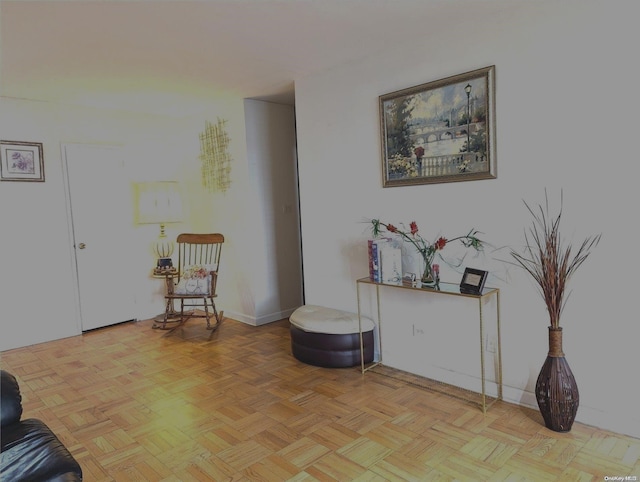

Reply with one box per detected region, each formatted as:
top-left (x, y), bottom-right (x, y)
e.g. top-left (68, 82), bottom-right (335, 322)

top-left (510, 192), bottom-right (601, 328)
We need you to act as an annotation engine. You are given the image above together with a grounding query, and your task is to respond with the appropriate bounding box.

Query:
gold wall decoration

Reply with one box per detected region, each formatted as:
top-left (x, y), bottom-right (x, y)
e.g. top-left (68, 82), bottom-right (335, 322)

top-left (199, 118), bottom-right (232, 193)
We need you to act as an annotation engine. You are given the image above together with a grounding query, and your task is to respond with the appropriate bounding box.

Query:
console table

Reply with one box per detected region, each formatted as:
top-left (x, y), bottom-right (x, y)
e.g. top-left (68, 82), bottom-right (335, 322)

top-left (355, 277), bottom-right (502, 413)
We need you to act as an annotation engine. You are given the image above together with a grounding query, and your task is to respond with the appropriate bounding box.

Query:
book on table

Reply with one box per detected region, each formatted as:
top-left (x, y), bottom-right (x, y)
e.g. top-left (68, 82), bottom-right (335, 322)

top-left (368, 238), bottom-right (401, 284)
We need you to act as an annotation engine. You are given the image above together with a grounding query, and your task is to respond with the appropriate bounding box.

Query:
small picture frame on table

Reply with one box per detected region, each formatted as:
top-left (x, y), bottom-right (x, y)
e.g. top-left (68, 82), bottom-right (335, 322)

top-left (460, 268), bottom-right (488, 295)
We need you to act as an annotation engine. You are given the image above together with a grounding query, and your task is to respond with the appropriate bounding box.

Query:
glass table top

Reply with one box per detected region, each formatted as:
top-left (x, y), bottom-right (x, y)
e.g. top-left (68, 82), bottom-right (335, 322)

top-left (356, 277), bottom-right (497, 298)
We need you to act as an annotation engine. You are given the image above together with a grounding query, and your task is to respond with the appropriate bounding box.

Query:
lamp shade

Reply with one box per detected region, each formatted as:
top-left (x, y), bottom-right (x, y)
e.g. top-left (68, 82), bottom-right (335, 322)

top-left (135, 181), bottom-right (183, 225)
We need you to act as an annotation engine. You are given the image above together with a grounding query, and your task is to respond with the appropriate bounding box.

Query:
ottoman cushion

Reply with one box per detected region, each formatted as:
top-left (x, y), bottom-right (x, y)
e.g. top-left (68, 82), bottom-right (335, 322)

top-left (289, 305), bottom-right (374, 334)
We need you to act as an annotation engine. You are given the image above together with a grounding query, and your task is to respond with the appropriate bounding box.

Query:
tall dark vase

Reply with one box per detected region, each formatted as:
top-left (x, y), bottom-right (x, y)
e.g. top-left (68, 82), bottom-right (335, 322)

top-left (535, 326), bottom-right (579, 432)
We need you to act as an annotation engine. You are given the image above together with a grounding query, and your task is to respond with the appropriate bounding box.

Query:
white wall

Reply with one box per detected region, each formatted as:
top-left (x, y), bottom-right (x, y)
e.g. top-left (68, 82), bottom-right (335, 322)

top-left (244, 100), bottom-right (303, 325)
top-left (295, 0), bottom-right (640, 438)
top-left (157, 102), bottom-right (256, 326)
top-left (0, 95), bottom-right (255, 350)
top-left (0, 97), bottom-right (180, 349)
top-left (0, 94), bottom-right (302, 350)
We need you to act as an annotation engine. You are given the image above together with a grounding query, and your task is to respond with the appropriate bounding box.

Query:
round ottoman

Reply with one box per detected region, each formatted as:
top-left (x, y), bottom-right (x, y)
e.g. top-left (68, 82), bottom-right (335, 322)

top-left (289, 305), bottom-right (375, 368)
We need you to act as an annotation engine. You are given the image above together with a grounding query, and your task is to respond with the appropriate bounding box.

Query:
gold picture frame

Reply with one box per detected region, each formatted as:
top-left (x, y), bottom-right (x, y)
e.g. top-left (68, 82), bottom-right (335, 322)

top-left (380, 66), bottom-right (496, 187)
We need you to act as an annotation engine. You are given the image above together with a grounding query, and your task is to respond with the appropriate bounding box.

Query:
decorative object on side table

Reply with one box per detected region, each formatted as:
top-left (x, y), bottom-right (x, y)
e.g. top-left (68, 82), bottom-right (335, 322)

top-left (370, 219), bottom-right (484, 286)
top-left (510, 191), bottom-right (601, 432)
top-left (460, 267), bottom-right (488, 295)
top-left (156, 257), bottom-right (174, 270)
top-left (432, 263), bottom-right (440, 289)
top-left (153, 266), bottom-right (178, 276)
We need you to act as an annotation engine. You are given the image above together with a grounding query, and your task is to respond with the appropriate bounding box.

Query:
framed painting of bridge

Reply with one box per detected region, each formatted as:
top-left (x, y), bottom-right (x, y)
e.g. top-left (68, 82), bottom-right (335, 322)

top-left (379, 65), bottom-right (496, 187)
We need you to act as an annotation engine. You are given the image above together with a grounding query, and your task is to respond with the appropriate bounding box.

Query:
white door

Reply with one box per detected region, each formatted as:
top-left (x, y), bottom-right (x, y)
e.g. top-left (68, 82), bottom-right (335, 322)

top-left (64, 144), bottom-right (136, 331)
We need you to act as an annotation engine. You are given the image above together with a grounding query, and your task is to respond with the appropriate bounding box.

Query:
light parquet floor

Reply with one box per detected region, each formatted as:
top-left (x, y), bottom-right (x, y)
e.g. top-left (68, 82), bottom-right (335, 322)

top-left (1, 317), bottom-right (639, 481)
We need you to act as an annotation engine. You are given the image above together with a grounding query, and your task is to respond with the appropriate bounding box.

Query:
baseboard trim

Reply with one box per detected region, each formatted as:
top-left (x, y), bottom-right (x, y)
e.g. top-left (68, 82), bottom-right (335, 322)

top-left (224, 307), bottom-right (298, 327)
top-left (499, 385), bottom-right (640, 439)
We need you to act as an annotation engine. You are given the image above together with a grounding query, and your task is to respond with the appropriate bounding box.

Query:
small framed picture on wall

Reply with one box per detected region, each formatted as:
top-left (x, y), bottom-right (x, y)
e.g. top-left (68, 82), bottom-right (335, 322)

top-left (1, 141), bottom-right (45, 182)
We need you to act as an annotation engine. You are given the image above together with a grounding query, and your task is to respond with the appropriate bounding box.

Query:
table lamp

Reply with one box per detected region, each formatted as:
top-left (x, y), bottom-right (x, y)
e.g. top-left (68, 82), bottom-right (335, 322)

top-left (135, 181), bottom-right (183, 268)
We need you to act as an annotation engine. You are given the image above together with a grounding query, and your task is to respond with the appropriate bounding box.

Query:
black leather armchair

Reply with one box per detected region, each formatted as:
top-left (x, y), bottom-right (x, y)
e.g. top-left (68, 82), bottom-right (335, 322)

top-left (1, 370), bottom-right (82, 481)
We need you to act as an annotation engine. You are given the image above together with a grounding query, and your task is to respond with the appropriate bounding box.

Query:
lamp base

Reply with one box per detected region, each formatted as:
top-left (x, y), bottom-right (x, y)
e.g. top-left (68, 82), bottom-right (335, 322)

top-left (157, 257), bottom-right (173, 269)
top-left (154, 232), bottom-right (175, 260)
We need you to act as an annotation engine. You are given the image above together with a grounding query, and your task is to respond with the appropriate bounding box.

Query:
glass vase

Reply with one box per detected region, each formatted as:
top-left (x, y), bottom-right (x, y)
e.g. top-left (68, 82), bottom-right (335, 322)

top-left (421, 258), bottom-right (436, 285)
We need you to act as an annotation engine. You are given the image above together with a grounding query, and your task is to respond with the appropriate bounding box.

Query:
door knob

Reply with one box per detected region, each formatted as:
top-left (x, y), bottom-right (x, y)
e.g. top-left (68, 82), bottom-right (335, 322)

top-left (78, 243), bottom-right (86, 249)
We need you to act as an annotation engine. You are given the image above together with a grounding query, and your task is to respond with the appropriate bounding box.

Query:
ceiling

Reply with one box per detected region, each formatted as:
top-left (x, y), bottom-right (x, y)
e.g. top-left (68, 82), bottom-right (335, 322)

top-left (2, 0), bottom-right (526, 115)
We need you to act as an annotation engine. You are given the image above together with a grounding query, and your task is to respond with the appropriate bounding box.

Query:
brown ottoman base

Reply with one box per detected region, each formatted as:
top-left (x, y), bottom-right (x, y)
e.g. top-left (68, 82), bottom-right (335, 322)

top-left (290, 325), bottom-right (374, 368)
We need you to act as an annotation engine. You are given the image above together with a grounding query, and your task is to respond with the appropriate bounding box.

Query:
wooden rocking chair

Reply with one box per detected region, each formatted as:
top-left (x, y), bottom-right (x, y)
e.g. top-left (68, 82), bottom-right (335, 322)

top-left (159, 233), bottom-right (224, 332)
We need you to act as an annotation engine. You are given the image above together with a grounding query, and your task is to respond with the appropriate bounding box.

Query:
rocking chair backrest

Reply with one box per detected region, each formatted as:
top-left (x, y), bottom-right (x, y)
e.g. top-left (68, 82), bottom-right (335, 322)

top-left (176, 233), bottom-right (224, 283)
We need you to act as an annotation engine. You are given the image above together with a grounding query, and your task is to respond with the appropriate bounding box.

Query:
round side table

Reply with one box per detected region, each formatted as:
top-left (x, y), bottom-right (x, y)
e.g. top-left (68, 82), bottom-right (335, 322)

top-left (152, 268), bottom-right (181, 329)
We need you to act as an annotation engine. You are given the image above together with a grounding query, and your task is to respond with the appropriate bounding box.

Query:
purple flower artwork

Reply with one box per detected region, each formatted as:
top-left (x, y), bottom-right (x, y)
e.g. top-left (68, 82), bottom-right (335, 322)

top-left (1, 141), bottom-right (44, 181)
top-left (9, 150), bottom-right (35, 174)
